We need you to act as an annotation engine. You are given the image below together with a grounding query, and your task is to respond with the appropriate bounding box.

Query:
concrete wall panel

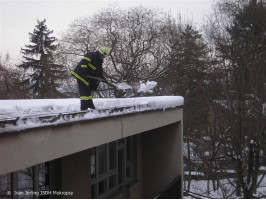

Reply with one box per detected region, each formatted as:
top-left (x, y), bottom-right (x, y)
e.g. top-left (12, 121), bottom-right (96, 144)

top-left (0, 118), bottom-right (122, 175)
top-left (122, 108), bottom-right (183, 138)
top-left (142, 123), bottom-right (181, 198)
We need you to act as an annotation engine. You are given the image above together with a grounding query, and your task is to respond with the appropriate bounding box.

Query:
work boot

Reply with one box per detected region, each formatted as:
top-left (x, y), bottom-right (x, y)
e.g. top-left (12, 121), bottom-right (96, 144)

top-left (88, 99), bottom-right (96, 109)
top-left (80, 101), bottom-right (89, 111)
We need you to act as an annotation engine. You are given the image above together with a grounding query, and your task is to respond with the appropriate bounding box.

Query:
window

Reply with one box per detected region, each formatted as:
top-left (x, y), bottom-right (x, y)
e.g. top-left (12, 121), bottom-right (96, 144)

top-left (90, 148), bottom-right (96, 179)
top-left (91, 184), bottom-right (96, 198)
top-left (98, 145), bottom-right (106, 176)
top-left (90, 136), bottom-right (137, 198)
top-left (109, 142), bottom-right (116, 170)
top-left (125, 137), bottom-right (133, 184)
top-left (38, 163), bottom-right (50, 198)
top-left (117, 149), bottom-right (124, 187)
top-left (108, 175), bottom-right (116, 190)
top-left (18, 168), bottom-right (33, 198)
top-left (0, 173), bottom-right (11, 198)
top-left (98, 179), bottom-right (106, 196)
top-left (0, 163), bottom-right (50, 199)
top-left (126, 137), bottom-right (131, 162)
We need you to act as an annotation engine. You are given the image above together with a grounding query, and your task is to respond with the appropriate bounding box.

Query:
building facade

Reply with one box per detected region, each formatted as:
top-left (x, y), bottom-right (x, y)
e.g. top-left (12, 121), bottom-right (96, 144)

top-left (0, 106), bottom-right (183, 198)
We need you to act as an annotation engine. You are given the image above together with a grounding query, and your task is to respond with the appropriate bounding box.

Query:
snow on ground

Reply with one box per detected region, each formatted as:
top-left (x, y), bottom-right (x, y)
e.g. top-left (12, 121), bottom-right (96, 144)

top-left (184, 174), bottom-right (266, 198)
top-left (0, 96), bottom-right (184, 132)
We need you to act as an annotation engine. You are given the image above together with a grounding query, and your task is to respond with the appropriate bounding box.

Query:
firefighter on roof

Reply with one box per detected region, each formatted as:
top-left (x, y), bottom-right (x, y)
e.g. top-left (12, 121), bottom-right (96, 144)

top-left (72, 46), bottom-right (111, 110)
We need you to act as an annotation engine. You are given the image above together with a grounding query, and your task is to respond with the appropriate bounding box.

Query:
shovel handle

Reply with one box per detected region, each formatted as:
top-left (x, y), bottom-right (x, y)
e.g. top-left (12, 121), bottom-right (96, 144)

top-left (87, 75), bottom-right (117, 88)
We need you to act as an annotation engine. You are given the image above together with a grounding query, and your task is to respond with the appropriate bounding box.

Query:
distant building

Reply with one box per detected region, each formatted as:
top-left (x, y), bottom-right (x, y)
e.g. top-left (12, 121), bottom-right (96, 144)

top-left (0, 98), bottom-right (183, 199)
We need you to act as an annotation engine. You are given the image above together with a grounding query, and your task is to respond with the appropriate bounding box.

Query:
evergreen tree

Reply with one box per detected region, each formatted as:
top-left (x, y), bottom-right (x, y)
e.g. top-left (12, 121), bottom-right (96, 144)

top-left (164, 24), bottom-right (211, 133)
top-left (229, 0), bottom-right (266, 101)
top-left (179, 25), bottom-right (211, 133)
top-left (18, 19), bottom-right (67, 98)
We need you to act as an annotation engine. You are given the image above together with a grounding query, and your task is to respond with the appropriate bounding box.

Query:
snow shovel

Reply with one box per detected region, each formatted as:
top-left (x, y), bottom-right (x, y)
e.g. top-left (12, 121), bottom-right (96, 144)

top-left (87, 75), bottom-right (132, 90)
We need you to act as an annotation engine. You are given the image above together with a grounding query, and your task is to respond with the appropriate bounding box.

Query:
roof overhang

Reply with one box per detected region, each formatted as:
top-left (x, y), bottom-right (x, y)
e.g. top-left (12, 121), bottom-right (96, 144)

top-left (0, 106), bottom-right (183, 175)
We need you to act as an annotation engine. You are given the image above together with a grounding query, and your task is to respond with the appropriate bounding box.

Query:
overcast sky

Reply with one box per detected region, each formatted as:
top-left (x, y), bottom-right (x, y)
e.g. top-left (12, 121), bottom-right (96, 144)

top-left (0, 0), bottom-right (215, 62)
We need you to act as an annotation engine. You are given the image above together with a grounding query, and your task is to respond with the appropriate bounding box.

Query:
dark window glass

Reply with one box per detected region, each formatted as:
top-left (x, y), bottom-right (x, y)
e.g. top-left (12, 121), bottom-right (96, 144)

top-left (118, 150), bottom-right (123, 185)
top-left (98, 145), bottom-right (106, 176)
top-left (18, 168), bottom-right (33, 198)
top-left (126, 166), bottom-right (131, 180)
top-left (133, 136), bottom-right (137, 181)
top-left (39, 163), bottom-right (50, 198)
top-left (109, 142), bottom-right (116, 170)
top-left (91, 184), bottom-right (96, 198)
top-left (0, 173), bottom-right (11, 199)
top-left (91, 148), bottom-right (96, 179)
top-left (39, 163), bottom-right (49, 191)
top-left (98, 179), bottom-right (106, 196)
top-left (109, 175), bottom-right (116, 190)
top-left (126, 137), bottom-right (131, 162)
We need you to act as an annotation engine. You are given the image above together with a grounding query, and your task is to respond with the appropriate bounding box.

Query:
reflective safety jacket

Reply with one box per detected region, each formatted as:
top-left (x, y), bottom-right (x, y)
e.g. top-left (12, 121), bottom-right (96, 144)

top-left (72, 51), bottom-right (103, 90)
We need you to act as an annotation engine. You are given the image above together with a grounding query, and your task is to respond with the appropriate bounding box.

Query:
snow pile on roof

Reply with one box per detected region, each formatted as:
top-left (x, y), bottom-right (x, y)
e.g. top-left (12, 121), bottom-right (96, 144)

top-left (0, 96), bottom-right (183, 133)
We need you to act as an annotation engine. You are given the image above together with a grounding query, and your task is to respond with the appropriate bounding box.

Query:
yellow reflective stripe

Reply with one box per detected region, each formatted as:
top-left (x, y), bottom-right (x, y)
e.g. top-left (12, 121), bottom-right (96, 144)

top-left (83, 57), bottom-right (91, 62)
top-left (81, 65), bottom-right (87, 68)
top-left (88, 63), bottom-right (96, 70)
top-left (71, 72), bottom-right (89, 86)
top-left (80, 96), bottom-right (92, 100)
top-left (82, 56), bottom-right (96, 70)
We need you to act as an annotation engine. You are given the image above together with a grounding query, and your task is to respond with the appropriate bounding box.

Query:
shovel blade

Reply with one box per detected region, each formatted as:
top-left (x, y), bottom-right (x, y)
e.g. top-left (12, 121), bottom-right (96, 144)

top-left (114, 82), bottom-right (132, 90)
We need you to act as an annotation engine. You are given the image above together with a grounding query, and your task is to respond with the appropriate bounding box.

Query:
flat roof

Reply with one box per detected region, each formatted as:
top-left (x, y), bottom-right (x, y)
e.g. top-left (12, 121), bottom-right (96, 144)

top-left (0, 96), bottom-right (184, 134)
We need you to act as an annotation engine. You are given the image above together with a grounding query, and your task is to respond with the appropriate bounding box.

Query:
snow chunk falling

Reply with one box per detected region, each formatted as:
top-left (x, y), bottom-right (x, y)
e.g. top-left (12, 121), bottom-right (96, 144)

top-left (137, 81), bottom-right (157, 93)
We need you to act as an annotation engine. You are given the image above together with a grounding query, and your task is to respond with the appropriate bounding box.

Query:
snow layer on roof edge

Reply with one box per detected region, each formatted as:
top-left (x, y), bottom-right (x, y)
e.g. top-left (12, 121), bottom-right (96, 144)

top-left (0, 96), bottom-right (183, 133)
top-left (0, 96), bottom-right (184, 119)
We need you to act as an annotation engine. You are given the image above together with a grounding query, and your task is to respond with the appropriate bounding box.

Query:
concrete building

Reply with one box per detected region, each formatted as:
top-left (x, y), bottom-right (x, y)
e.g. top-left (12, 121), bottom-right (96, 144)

top-left (0, 98), bottom-right (183, 199)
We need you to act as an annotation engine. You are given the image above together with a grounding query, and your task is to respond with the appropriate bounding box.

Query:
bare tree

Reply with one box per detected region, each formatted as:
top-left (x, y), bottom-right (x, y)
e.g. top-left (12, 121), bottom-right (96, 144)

top-left (59, 7), bottom-right (172, 97)
top-left (202, 0), bottom-right (266, 198)
top-left (0, 54), bottom-right (28, 99)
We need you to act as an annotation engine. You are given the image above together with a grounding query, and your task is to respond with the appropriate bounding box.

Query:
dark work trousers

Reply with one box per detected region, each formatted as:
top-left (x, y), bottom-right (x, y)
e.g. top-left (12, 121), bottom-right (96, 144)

top-left (77, 79), bottom-right (95, 110)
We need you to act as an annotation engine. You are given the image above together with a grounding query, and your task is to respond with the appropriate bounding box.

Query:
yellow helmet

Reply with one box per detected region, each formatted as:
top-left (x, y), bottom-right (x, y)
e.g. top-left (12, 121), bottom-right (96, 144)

top-left (99, 46), bottom-right (111, 57)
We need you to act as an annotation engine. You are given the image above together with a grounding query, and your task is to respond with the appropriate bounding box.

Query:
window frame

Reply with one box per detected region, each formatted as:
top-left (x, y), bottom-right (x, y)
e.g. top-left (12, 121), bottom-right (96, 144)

top-left (90, 136), bottom-right (137, 199)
